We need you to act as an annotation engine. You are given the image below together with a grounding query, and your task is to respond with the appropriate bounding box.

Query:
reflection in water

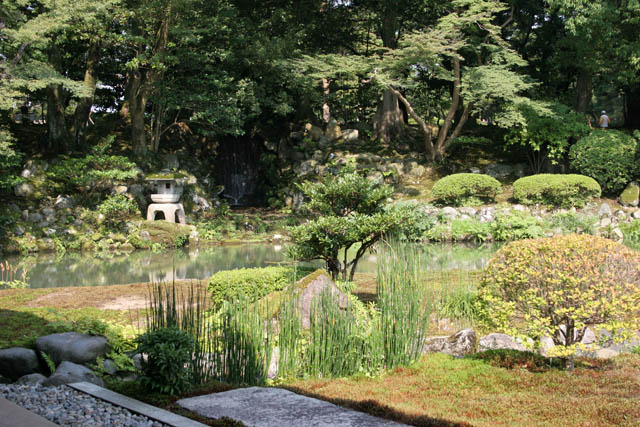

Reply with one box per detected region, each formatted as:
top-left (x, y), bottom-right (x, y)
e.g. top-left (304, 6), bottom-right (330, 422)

top-left (2, 243), bottom-right (501, 289)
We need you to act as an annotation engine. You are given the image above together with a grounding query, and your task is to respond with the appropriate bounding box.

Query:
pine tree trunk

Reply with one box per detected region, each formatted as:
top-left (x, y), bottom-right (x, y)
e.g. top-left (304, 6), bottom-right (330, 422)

top-left (73, 42), bottom-right (100, 149)
top-left (47, 84), bottom-right (68, 152)
top-left (46, 41), bottom-right (69, 152)
top-left (573, 69), bottom-right (592, 113)
top-left (372, 90), bottom-right (404, 144)
top-left (123, 69), bottom-right (148, 156)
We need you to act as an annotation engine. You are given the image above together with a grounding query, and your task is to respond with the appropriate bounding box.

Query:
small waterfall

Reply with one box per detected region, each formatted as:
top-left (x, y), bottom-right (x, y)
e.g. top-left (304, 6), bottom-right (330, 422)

top-left (216, 139), bottom-right (261, 206)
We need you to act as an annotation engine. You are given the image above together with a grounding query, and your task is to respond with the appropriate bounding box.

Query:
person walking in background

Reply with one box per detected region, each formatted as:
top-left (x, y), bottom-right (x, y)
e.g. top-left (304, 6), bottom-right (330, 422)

top-left (599, 110), bottom-right (610, 129)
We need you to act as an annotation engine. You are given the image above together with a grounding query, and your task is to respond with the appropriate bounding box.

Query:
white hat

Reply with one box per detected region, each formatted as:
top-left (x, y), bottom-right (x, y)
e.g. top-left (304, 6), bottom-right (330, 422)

top-left (601, 110), bottom-right (606, 114)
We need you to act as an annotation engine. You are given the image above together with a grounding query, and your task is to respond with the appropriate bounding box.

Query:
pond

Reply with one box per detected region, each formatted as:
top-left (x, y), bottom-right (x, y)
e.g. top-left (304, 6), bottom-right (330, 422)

top-left (1, 242), bottom-right (501, 289)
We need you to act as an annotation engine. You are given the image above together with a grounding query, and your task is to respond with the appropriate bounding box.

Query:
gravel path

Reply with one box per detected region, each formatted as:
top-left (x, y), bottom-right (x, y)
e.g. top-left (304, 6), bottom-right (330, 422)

top-left (0, 383), bottom-right (168, 427)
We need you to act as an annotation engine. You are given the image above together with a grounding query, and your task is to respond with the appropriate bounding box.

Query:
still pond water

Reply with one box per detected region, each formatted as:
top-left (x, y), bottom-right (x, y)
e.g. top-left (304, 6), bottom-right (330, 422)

top-left (3, 243), bottom-right (500, 289)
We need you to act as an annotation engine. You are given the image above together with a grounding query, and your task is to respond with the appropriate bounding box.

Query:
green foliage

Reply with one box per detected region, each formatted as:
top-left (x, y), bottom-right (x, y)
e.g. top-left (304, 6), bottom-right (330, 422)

top-left (505, 102), bottom-right (590, 173)
top-left (97, 194), bottom-right (139, 229)
top-left (478, 235), bottom-right (640, 360)
top-left (41, 352), bottom-right (56, 375)
top-left (569, 130), bottom-right (638, 194)
top-left (512, 174), bottom-right (601, 208)
top-left (297, 165), bottom-right (392, 217)
top-left (279, 246), bottom-right (431, 379)
top-left (470, 349), bottom-right (563, 373)
top-left (389, 201), bottom-right (436, 242)
top-left (450, 219), bottom-right (492, 243)
top-left (490, 211), bottom-right (544, 241)
top-left (0, 280), bottom-right (28, 289)
top-left (377, 242), bottom-right (431, 369)
top-left (207, 266), bottom-right (313, 307)
top-left (548, 212), bottom-right (598, 235)
top-left (0, 128), bottom-right (22, 193)
top-left (135, 327), bottom-right (195, 396)
top-left (430, 174), bottom-right (502, 207)
top-left (288, 167), bottom-right (408, 281)
top-left (47, 137), bottom-right (139, 203)
top-left (146, 281), bottom-right (273, 387)
top-left (620, 219), bottom-right (640, 248)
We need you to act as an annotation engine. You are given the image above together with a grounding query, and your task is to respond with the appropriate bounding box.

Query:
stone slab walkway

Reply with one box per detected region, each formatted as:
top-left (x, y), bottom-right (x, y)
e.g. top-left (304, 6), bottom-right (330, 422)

top-left (0, 396), bottom-right (59, 427)
top-left (176, 387), bottom-right (407, 427)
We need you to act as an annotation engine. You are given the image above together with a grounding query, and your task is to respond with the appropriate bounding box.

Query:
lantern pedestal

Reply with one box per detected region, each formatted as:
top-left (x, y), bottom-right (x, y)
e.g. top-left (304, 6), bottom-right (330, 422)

top-left (146, 203), bottom-right (186, 224)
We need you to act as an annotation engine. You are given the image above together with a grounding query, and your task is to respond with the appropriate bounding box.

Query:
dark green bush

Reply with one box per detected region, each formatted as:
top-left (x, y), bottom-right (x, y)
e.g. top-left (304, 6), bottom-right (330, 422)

top-left (135, 327), bottom-right (195, 395)
top-left (569, 130), bottom-right (638, 194)
top-left (430, 173), bottom-right (501, 206)
top-left (0, 128), bottom-right (22, 193)
top-left (207, 266), bottom-right (314, 306)
top-left (47, 136), bottom-right (139, 203)
top-left (97, 194), bottom-right (139, 228)
top-left (512, 174), bottom-right (601, 208)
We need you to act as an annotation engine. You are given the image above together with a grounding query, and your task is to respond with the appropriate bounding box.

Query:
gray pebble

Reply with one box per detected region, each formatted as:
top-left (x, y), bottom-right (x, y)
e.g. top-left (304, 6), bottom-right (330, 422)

top-left (0, 384), bottom-right (170, 426)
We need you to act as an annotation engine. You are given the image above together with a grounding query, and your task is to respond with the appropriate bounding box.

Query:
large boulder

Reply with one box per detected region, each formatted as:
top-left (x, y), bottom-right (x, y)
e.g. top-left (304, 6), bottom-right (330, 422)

top-left (0, 348), bottom-right (41, 380)
top-left (423, 329), bottom-right (476, 357)
top-left (35, 332), bottom-right (108, 365)
top-left (292, 271), bottom-right (349, 329)
top-left (42, 361), bottom-right (104, 387)
top-left (478, 333), bottom-right (526, 352)
top-left (14, 182), bottom-right (34, 198)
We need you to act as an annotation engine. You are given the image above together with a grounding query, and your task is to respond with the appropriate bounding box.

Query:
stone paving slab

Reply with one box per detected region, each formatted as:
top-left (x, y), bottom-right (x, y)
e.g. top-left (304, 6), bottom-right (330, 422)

top-left (177, 387), bottom-right (407, 427)
top-left (68, 382), bottom-right (205, 427)
top-left (0, 396), bottom-right (59, 427)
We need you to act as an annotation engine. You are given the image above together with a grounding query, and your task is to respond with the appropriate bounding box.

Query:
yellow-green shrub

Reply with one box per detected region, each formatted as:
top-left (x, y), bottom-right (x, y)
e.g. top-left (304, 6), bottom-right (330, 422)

top-left (207, 266), bottom-right (314, 305)
top-left (431, 173), bottom-right (501, 206)
top-left (512, 174), bottom-right (600, 208)
top-left (478, 234), bottom-right (640, 359)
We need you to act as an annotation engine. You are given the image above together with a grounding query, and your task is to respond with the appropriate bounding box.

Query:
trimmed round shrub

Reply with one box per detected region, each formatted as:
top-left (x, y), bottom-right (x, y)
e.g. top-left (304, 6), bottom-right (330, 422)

top-left (512, 174), bottom-right (601, 208)
top-left (430, 173), bottom-right (501, 206)
top-left (478, 235), bottom-right (640, 358)
top-left (207, 266), bottom-right (314, 306)
top-left (569, 130), bottom-right (638, 194)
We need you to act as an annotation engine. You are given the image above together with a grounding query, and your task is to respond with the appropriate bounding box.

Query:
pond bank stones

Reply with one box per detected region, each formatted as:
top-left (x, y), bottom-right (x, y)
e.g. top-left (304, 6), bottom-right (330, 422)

top-left (423, 329), bottom-right (476, 357)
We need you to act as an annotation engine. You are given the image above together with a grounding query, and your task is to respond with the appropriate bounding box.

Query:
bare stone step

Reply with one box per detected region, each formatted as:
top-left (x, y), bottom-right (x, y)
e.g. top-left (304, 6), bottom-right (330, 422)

top-left (177, 387), bottom-right (406, 427)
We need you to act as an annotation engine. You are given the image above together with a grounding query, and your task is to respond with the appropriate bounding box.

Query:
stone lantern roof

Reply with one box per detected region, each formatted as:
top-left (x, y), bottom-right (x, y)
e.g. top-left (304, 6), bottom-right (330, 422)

top-left (145, 171), bottom-right (187, 224)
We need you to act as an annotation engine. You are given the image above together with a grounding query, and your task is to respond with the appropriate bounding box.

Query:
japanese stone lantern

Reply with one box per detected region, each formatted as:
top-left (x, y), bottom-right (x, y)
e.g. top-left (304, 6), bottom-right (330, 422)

top-left (145, 172), bottom-right (186, 224)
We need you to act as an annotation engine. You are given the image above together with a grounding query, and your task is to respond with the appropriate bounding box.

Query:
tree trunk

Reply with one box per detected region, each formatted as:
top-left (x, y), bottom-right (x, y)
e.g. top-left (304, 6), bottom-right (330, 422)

top-left (372, 90), bottom-right (404, 144)
top-left (624, 85), bottom-right (640, 128)
top-left (433, 57), bottom-right (472, 162)
top-left (123, 69), bottom-right (148, 156)
top-left (72, 42), bottom-right (100, 149)
top-left (46, 41), bottom-right (69, 152)
top-left (389, 87), bottom-right (434, 161)
top-left (372, 5), bottom-right (402, 144)
top-left (573, 69), bottom-right (592, 113)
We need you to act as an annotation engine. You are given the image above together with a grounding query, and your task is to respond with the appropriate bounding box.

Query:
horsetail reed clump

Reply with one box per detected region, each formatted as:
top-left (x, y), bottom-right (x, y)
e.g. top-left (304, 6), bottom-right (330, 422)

top-left (306, 289), bottom-right (383, 377)
top-left (144, 281), bottom-right (273, 388)
top-left (377, 241), bottom-right (432, 369)
top-left (210, 297), bottom-right (273, 385)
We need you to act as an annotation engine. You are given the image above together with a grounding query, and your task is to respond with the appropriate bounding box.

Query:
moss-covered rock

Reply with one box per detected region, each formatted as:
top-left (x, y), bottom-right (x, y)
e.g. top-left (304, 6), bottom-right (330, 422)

top-left (619, 182), bottom-right (640, 207)
top-left (139, 220), bottom-right (193, 248)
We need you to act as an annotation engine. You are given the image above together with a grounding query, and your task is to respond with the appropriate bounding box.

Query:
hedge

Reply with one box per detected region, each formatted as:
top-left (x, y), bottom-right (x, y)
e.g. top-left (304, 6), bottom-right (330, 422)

top-left (431, 173), bottom-right (502, 206)
top-left (512, 174), bottom-right (601, 208)
top-left (207, 266), bottom-right (314, 305)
